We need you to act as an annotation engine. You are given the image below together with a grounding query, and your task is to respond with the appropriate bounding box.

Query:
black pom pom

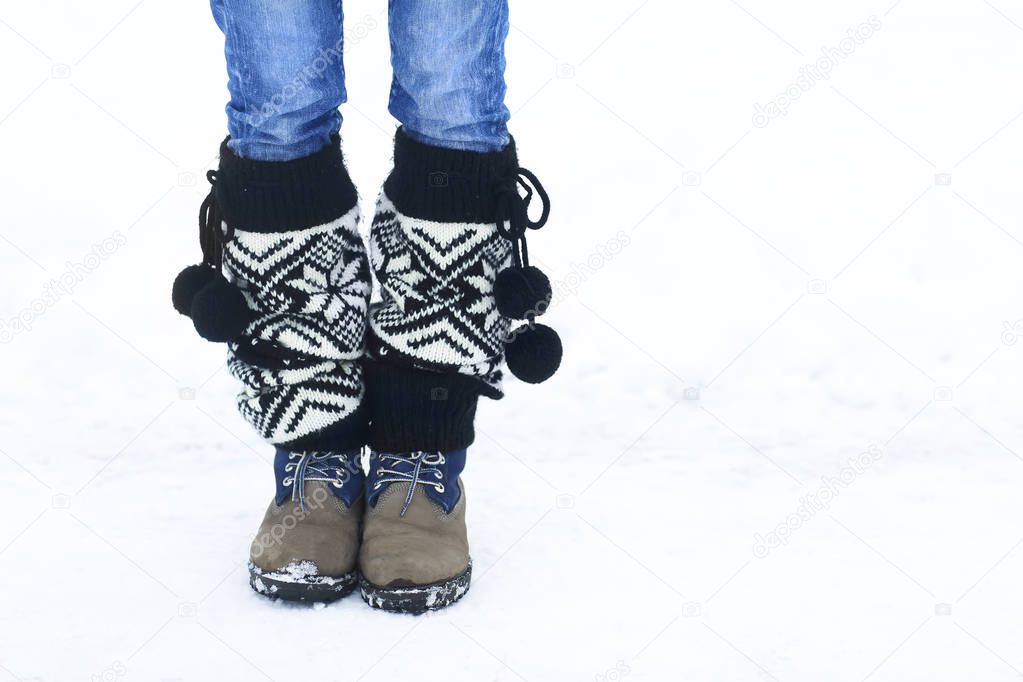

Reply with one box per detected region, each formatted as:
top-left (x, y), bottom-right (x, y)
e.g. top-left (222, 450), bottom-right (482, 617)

top-left (172, 264), bottom-right (219, 316)
top-left (506, 323), bottom-right (562, 384)
top-left (190, 277), bottom-right (254, 342)
top-left (494, 266), bottom-right (552, 320)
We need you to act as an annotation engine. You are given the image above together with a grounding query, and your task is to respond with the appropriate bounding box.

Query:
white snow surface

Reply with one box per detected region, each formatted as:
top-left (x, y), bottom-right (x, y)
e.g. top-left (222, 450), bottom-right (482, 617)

top-left (2, 1), bottom-right (1023, 680)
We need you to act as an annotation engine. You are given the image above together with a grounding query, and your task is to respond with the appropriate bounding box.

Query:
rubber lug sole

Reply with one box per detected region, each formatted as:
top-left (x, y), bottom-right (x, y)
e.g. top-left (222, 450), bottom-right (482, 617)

top-left (359, 560), bottom-right (472, 615)
top-left (248, 561), bottom-right (358, 603)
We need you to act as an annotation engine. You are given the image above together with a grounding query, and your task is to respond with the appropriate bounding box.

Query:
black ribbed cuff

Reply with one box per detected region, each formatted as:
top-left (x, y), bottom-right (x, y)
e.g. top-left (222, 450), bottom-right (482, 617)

top-left (383, 127), bottom-right (518, 223)
top-left (364, 359), bottom-right (486, 452)
top-left (215, 136), bottom-right (358, 232)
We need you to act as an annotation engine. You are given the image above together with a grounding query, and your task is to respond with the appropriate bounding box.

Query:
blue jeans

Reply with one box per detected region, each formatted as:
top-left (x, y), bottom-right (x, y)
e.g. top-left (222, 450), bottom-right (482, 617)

top-left (210, 0), bottom-right (510, 161)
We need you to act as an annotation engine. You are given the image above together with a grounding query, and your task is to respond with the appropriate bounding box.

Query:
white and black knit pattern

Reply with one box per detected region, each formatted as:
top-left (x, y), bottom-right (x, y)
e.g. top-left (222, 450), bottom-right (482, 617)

top-left (224, 206), bottom-right (370, 445)
top-left (368, 193), bottom-right (511, 393)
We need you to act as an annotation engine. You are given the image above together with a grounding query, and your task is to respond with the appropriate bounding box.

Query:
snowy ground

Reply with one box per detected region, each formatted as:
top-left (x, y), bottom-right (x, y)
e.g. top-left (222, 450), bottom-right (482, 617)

top-left (2, 1), bottom-right (1023, 680)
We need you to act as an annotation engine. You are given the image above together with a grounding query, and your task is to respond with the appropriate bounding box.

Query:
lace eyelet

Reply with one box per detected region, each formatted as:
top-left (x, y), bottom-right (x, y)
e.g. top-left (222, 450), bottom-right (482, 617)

top-left (436, 484), bottom-right (445, 493)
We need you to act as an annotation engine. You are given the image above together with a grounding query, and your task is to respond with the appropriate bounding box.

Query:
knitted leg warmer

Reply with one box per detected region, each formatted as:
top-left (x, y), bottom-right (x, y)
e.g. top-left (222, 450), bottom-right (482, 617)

top-left (173, 137), bottom-right (370, 451)
top-left (364, 128), bottom-right (561, 452)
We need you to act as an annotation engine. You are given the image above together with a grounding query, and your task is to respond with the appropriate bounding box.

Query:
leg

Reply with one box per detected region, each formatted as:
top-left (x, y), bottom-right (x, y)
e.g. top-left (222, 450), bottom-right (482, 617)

top-left (173, 1), bottom-right (370, 602)
top-left (211, 0), bottom-right (346, 161)
top-left (197, 0), bottom-right (367, 462)
top-left (359, 0), bottom-right (560, 613)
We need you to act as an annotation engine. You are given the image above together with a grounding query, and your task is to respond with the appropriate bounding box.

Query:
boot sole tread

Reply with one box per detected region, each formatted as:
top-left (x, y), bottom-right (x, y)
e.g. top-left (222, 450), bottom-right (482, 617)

top-left (248, 561), bottom-right (358, 603)
top-left (359, 559), bottom-right (472, 615)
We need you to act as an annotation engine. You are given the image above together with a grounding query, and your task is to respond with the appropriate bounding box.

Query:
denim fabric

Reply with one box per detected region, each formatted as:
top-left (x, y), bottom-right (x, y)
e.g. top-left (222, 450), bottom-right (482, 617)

top-left (211, 0), bottom-right (346, 161)
top-left (387, 0), bottom-right (510, 152)
top-left (211, 0), bottom-right (509, 161)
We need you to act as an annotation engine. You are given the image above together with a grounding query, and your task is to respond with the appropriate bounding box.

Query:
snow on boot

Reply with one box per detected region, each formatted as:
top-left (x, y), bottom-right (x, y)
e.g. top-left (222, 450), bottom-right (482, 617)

top-left (359, 449), bottom-right (470, 614)
top-left (249, 449), bottom-right (364, 602)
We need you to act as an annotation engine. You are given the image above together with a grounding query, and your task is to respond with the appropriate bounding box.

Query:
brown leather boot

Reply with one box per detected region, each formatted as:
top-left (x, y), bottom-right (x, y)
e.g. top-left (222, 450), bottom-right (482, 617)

top-left (359, 450), bottom-right (471, 613)
top-left (248, 450), bottom-right (364, 602)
